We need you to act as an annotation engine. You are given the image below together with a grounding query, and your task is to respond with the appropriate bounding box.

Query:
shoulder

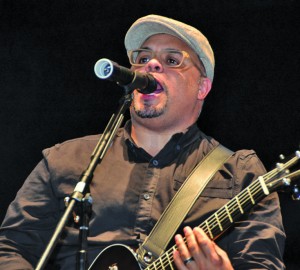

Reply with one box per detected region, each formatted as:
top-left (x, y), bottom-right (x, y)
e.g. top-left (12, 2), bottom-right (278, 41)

top-left (43, 134), bottom-right (100, 158)
top-left (225, 149), bottom-right (267, 192)
top-left (195, 128), bottom-right (265, 175)
top-left (231, 149), bottom-right (266, 172)
top-left (41, 134), bottom-right (101, 179)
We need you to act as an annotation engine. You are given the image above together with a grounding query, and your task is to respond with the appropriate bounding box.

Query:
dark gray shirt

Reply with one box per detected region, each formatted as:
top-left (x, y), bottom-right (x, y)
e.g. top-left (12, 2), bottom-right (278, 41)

top-left (0, 122), bottom-right (286, 269)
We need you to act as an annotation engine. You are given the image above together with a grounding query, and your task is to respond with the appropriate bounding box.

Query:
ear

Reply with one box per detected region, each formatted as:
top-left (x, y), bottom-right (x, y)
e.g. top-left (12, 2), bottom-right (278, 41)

top-left (197, 77), bottom-right (212, 100)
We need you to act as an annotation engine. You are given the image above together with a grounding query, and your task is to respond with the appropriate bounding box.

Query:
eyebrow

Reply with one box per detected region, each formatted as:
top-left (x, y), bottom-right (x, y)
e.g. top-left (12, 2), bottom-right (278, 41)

top-left (140, 46), bottom-right (151, 50)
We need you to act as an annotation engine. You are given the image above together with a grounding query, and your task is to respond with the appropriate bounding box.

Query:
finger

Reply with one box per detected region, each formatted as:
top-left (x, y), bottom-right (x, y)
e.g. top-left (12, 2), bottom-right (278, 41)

top-left (183, 227), bottom-right (207, 269)
top-left (193, 227), bottom-right (222, 265)
top-left (174, 232), bottom-right (197, 268)
top-left (173, 249), bottom-right (186, 269)
top-left (174, 233), bottom-right (192, 261)
top-left (183, 226), bottom-right (202, 257)
top-left (213, 242), bottom-right (233, 268)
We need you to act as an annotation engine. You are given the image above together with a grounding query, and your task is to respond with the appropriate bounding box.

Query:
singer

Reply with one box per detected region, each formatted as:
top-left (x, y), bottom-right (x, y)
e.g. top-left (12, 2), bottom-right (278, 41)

top-left (0, 15), bottom-right (285, 270)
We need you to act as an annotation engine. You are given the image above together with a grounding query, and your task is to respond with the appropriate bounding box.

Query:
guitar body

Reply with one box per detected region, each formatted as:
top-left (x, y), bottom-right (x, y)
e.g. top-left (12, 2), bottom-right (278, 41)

top-left (88, 244), bottom-right (142, 270)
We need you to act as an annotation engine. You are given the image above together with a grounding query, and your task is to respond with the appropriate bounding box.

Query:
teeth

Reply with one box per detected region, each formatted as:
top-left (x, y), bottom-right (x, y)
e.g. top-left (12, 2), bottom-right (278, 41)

top-left (143, 89), bottom-right (163, 95)
top-left (142, 80), bottom-right (163, 95)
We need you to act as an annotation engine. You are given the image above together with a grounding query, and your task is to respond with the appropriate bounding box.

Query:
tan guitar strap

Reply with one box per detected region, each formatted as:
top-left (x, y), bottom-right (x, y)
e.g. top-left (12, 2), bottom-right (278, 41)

top-left (137, 144), bottom-right (233, 263)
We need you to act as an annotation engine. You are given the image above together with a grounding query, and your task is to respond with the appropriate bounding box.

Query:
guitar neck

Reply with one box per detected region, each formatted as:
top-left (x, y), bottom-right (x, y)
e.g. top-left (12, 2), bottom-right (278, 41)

top-left (190, 154), bottom-right (300, 242)
top-left (88, 152), bottom-right (299, 270)
top-left (200, 175), bottom-right (270, 240)
top-left (145, 165), bottom-right (285, 270)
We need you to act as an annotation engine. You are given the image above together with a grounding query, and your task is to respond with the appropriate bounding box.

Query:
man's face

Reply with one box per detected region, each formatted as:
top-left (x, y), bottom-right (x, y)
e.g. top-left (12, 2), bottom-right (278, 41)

top-left (130, 34), bottom-right (210, 132)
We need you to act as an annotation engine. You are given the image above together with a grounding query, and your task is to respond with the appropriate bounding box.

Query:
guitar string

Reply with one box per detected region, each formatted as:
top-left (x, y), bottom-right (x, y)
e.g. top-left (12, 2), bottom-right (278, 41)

top-left (146, 179), bottom-right (263, 270)
top-left (148, 175), bottom-right (278, 270)
top-left (146, 173), bottom-right (276, 269)
top-left (204, 159), bottom-right (300, 237)
top-left (145, 156), bottom-right (298, 269)
top-left (199, 161), bottom-right (293, 238)
top-left (152, 177), bottom-right (276, 269)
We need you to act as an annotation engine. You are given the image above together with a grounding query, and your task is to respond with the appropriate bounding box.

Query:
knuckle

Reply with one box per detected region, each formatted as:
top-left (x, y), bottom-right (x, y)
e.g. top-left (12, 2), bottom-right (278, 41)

top-left (199, 238), bottom-right (211, 247)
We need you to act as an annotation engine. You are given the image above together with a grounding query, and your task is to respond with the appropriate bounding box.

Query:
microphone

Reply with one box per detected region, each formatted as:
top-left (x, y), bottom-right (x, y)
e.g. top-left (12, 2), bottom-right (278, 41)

top-left (94, 58), bottom-right (157, 94)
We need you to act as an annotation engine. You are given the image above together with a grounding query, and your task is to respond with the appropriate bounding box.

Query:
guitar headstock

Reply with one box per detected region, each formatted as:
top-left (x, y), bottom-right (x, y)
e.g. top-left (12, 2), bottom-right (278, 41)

top-left (265, 150), bottom-right (300, 199)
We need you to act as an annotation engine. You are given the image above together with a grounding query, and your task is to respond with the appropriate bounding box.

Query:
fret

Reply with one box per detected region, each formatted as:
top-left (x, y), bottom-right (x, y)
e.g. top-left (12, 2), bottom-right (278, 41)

top-left (225, 204), bottom-right (233, 223)
top-left (247, 187), bottom-right (255, 204)
top-left (166, 252), bottom-right (174, 270)
top-left (215, 212), bottom-right (223, 231)
top-left (258, 176), bottom-right (270, 195)
top-left (235, 196), bottom-right (244, 214)
top-left (159, 256), bottom-right (164, 269)
top-left (89, 151), bottom-right (300, 270)
top-left (205, 219), bottom-right (214, 239)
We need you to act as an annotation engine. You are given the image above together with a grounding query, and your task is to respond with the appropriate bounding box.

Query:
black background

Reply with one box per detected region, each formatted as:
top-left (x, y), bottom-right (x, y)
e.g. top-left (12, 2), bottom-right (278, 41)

top-left (0, 0), bottom-right (299, 268)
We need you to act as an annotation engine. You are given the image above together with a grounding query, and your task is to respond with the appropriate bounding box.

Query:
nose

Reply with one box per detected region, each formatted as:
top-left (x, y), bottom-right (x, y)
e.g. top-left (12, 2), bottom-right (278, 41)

top-left (145, 58), bottom-right (164, 73)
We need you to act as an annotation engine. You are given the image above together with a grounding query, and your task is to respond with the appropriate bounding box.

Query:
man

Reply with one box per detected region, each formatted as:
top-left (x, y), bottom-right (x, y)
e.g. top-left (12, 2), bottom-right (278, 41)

top-left (0, 14), bottom-right (285, 269)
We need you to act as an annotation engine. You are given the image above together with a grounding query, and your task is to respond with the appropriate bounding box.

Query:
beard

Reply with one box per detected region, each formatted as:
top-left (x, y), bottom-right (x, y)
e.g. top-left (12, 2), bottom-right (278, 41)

top-left (133, 103), bottom-right (166, 118)
top-left (131, 89), bottom-right (169, 118)
top-left (131, 94), bottom-right (169, 118)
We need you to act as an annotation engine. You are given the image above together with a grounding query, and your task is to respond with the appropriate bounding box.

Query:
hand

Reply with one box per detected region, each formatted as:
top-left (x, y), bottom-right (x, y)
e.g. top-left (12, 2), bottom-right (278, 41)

top-left (173, 226), bottom-right (233, 270)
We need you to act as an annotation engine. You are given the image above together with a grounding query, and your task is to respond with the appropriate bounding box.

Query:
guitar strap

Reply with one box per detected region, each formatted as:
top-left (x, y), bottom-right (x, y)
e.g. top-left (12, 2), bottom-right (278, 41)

top-left (137, 143), bottom-right (233, 263)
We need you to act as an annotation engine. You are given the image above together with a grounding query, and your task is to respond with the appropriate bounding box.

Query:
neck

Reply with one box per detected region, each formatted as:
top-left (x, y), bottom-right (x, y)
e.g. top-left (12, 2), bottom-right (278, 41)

top-left (130, 119), bottom-right (190, 157)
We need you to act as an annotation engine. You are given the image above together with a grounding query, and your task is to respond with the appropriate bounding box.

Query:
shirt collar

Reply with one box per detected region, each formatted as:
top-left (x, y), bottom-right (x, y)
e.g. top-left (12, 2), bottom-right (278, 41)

top-left (120, 120), bottom-right (203, 167)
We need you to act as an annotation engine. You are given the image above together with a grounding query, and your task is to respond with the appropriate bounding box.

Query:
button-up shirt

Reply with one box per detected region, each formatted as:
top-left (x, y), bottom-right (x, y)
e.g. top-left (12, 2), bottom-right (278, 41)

top-left (0, 121), bottom-right (285, 269)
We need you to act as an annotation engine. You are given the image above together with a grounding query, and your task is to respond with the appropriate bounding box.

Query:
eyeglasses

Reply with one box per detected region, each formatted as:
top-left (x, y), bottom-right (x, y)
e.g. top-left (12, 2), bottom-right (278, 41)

top-left (128, 49), bottom-right (193, 69)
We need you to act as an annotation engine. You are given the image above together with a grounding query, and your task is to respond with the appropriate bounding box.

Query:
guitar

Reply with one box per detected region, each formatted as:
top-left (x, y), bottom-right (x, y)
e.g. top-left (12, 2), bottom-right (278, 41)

top-left (89, 151), bottom-right (300, 270)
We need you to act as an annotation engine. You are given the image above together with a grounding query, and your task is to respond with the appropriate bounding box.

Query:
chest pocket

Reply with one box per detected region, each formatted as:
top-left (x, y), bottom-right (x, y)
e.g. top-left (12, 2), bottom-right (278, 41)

top-left (173, 169), bottom-right (234, 199)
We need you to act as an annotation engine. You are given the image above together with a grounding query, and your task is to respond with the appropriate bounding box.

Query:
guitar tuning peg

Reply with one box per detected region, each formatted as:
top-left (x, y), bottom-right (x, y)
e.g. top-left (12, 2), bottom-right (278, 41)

top-left (292, 184), bottom-right (300, 201)
top-left (279, 154), bottom-right (285, 160)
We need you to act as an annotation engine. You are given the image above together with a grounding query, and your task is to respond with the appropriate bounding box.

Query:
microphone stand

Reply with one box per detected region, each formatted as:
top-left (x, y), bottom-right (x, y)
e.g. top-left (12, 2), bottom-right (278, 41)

top-left (75, 192), bottom-right (93, 270)
top-left (35, 88), bottom-right (133, 270)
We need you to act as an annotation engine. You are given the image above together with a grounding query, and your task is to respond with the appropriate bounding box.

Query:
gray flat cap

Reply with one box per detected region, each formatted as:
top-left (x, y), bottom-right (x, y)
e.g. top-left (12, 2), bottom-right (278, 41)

top-left (125, 14), bottom-right (215, 81)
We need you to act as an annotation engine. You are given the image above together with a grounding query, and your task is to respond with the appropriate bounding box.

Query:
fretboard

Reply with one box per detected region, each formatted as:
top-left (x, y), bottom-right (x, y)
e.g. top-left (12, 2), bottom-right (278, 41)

top-left (144, 152), bottom-right (300, 270)
top-left (144, 174), bottom-right (274, 270)
top-left (200, 175), bottom-right (270, 240)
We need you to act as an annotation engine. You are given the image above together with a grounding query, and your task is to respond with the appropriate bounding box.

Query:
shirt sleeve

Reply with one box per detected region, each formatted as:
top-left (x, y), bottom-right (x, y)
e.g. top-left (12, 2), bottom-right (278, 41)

top-left (0, 136), bottom-right (101, 269)
top-left (0, 158), bottom-right (60, 269)
top-left (219, 150), bottom-right (286, 270)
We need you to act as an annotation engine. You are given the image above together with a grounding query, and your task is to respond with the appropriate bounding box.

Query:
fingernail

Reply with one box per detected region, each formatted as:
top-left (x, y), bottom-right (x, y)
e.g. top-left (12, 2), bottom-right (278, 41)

top-left (183, 226), bottom-right (192, 234)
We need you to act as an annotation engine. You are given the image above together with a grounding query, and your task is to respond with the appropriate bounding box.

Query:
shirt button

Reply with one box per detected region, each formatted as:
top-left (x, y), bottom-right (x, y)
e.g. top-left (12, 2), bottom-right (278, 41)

top-left (143, 193), bottom-right (151, 200)
top-left (152, 159), bottom-right (159, 166)
top-left (176, 145), bottom-right (181, 151)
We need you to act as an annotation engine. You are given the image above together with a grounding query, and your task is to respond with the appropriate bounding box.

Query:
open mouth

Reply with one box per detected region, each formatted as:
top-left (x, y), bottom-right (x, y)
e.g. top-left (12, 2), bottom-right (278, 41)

top-left (146, 80), bottom-right (164, 95)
